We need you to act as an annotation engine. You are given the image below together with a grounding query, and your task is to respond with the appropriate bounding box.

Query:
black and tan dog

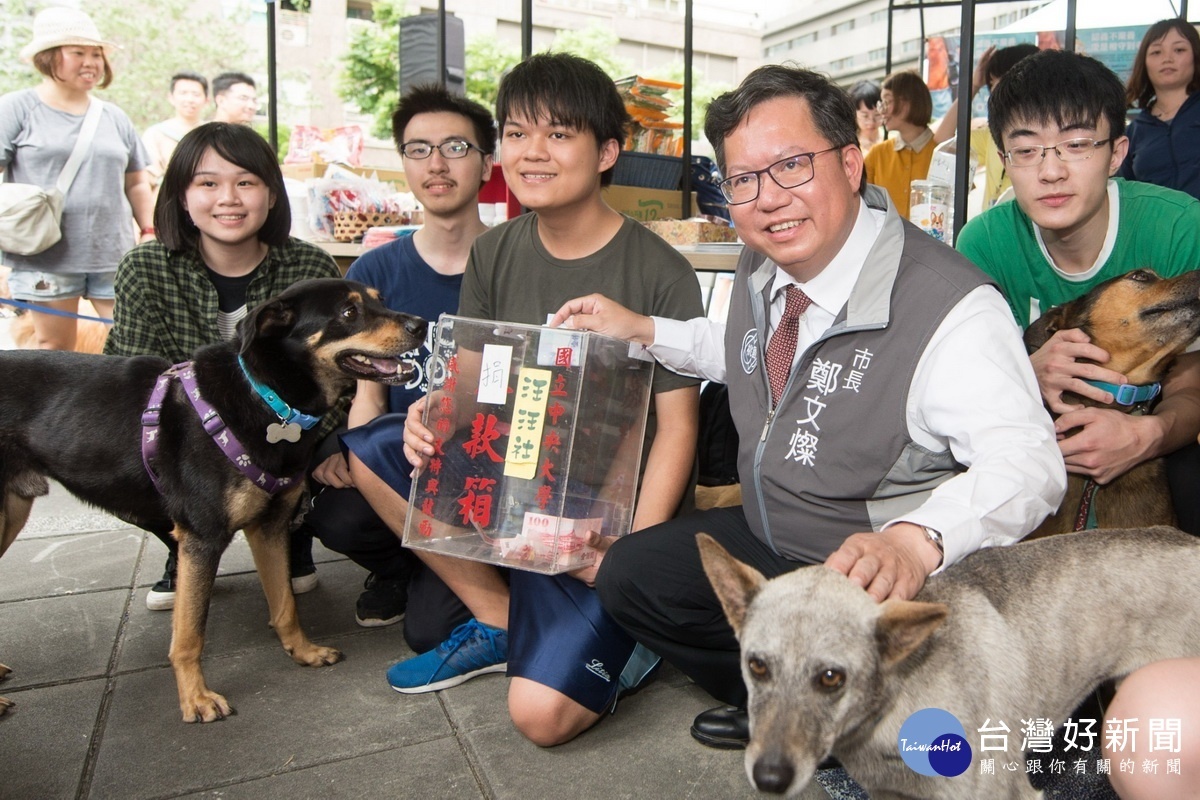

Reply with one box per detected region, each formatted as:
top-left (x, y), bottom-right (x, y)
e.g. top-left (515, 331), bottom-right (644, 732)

top-left (1025, 268), bottom-right (1200, 536)
top-left (0, 278), bottom-right (425, 722)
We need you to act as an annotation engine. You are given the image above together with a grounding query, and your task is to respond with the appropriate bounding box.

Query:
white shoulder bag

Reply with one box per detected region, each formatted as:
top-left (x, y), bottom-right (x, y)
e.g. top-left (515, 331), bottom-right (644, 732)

top-left (0, 97), bottom-right (104, 256)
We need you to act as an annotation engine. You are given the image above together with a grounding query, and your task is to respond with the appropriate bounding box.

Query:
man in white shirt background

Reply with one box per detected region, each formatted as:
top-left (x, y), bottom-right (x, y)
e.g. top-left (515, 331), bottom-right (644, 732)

top-left (211, 72), bottom-right (258, 125)
top-left (551, 64), bottom-right (1065, 750)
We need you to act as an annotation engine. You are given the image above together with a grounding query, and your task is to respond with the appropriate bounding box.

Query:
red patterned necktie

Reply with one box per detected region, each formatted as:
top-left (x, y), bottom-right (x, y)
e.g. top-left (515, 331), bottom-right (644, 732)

top-left (765, 285), bottom-right (812, 405)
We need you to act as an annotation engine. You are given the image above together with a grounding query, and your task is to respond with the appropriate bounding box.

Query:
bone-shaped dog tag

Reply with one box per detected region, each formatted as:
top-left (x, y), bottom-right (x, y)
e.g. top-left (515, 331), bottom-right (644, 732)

top-left (266, 422), bottom-right (302, 443)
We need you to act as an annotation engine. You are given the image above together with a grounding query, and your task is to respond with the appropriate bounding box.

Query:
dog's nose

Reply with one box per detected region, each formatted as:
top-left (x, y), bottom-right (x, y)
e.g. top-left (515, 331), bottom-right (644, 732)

top-left (752, 756), bottom-right (795, 794)
top-left (404, 316), bottom-right (427, 341)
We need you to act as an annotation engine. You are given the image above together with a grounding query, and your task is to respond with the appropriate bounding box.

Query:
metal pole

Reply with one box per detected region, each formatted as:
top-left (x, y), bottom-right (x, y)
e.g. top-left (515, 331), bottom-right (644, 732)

top-left (951, 0), bottom-right (975, 243)
top-left (917, 0), bottom-right (927, 78)
top-left (522, 0), bottom-right (532, 59)
top-left (1064, 0), bottom-right (1077, 52)
top-left (265, 0), bottom-right (278, 155)
top-left (437, 0), bottom-right (446, 89)
top-left (682, 0), bottom-right (693, 218)
top-left (886, 0), bottom-right (895, 75)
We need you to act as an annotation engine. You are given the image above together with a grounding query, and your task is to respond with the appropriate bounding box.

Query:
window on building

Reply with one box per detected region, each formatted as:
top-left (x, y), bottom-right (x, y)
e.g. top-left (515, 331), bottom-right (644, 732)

top-left (346, 0), bottom-right (373, 20)
top-left (832, 19), bottom-right (855, 36)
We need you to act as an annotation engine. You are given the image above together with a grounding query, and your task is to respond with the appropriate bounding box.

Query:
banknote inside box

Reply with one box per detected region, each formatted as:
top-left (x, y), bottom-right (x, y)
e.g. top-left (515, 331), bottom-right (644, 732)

top-left (403, 314), bottom-right (654, 574)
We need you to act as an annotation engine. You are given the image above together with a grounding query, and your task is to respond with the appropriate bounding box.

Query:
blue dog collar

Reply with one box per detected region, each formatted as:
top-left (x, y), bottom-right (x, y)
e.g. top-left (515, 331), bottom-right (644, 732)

top-left (237, 355), bottom-right (323, 430)
top-left (1083, 379), bottom-right (1162, 407)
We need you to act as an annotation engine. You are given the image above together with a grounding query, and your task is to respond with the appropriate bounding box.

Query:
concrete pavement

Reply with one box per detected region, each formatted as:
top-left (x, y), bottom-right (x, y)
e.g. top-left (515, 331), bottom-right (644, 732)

top-left (0, 481), bottom-right (844, 800)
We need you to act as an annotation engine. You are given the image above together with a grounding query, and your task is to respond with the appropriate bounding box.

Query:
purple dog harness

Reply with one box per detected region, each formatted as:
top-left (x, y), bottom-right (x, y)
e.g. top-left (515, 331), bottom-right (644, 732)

top-left (141, 362), bottom-right (303, 495)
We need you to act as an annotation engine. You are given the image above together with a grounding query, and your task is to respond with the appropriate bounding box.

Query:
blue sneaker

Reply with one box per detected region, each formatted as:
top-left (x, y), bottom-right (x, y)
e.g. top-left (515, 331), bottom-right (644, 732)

top-left (387, 619), bottom-right (508, 694)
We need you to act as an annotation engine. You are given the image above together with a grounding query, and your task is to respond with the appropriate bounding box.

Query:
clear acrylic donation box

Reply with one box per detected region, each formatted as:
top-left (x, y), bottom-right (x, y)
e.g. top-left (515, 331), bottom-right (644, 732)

top-left (402, 314), bottom-right (654, 574)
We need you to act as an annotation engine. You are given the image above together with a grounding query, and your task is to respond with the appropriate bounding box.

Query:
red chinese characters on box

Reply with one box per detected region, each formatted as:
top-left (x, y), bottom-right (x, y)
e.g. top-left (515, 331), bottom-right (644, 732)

top-left (401, 314), bottom-right (654, 575)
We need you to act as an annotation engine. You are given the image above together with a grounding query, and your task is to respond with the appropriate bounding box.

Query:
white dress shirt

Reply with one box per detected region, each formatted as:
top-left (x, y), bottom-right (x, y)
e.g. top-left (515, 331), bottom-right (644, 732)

top-left (648, 199), bottom-right (1066, 570)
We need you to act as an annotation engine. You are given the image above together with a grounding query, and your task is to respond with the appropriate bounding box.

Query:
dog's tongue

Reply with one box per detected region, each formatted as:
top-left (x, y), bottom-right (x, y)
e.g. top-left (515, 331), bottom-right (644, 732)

top-left (369, 357), bottom-right (400, 374)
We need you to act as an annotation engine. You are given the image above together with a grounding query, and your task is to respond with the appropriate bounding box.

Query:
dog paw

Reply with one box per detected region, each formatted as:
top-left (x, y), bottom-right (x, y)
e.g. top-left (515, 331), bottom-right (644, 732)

top-left (289, 644), bottom-right (344, 667)
top-left (0, 695), bottom-right (13, 716)
top-left (0, 663), bottom-right (11, 681)
top-left (180, 691), bottom-right (235, 723)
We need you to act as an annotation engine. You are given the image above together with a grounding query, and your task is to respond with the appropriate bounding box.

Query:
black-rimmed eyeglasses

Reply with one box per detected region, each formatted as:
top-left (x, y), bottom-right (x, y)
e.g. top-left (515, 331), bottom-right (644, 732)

top-left (400, 140), bottom-right (483, 160)
top-left (718, 147), bottom-right (844, 205)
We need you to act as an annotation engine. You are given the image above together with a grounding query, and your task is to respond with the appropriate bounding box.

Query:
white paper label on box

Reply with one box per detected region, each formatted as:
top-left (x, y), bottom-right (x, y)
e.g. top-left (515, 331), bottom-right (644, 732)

top-left (477, 344), bottom-right (512, 405)
top-left (539, 316), bottom-right (582, 367)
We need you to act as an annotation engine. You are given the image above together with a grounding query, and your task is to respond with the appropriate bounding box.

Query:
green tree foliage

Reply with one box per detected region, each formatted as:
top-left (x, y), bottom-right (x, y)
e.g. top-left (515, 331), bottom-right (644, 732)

top-left (1, 0), bottom-right (251, 130)
top-left (655, 62), bottom-right (732, 143)
top-left (550, 23), bottom-right (631, 78)
top-left (0, 0), bottom-right (39, 97)
top-left (92, 0), bottom-right (253, 130)
top-left (337, 0), bottom-right (408, 138)
top-left (464, 35), bottom-right (519, 114)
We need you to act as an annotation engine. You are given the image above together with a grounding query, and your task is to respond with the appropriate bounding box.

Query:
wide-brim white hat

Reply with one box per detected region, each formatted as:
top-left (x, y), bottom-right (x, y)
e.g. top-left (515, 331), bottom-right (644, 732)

top-left (19, 7), bottom-right (119, 62)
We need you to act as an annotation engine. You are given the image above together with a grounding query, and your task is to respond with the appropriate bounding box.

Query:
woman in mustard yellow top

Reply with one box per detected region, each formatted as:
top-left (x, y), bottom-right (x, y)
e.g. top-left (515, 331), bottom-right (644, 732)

top-left (863, 70), bottom-right (935, 217)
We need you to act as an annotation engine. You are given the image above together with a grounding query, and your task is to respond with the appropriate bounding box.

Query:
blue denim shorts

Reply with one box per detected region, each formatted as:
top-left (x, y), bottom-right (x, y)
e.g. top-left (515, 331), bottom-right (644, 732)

top-left (7, 269), bottom-right (117, 302)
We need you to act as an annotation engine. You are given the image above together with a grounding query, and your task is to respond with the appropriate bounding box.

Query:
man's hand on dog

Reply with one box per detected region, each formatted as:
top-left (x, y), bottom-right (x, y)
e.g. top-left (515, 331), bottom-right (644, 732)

top-left (1056, 407), bottom-right (1166, 484)
top-left (824, 523), bottom-right (942, 602)
top-left (1030, 328), bottom-right (1127, 413)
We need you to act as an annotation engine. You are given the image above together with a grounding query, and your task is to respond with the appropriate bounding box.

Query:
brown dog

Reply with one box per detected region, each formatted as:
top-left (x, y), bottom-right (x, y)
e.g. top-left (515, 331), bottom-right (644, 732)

top-left (0, 279), bottom-right (425, 721)
top-left (1025, 269), bottom-right (1200, 536)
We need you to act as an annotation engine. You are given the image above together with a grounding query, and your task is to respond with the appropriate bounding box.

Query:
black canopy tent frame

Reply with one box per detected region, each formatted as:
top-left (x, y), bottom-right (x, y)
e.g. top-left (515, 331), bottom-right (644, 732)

top-left (884, 0), bottom-right (1083, 243)
top-left (885, 0), bottom-right (1195, 242)
top-left (261, 0), bottom-right (1195, 230)
top-left (261, 0), bottom-right (697, 216)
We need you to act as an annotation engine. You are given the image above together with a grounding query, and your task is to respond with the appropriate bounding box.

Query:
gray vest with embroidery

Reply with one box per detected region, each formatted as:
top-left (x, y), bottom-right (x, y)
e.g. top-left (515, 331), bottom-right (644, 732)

top-left (724, 187), bottom-right (992, 563)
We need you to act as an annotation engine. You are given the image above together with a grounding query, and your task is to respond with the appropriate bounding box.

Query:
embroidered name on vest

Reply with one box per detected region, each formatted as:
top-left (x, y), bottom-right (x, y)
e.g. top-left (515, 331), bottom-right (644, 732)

top-left (785, 347), bottom-right (875, 467)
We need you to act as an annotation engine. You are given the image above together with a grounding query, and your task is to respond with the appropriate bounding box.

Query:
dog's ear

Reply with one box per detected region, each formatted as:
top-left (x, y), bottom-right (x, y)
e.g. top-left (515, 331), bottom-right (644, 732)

top-left (875, 600), bottom-right (948, 667)
top-left (238, 299), bottom-right (297, 354)
top-left (1023, 305), bottom-right (1071, 352)
top-left (696, 533), bottom-right (766, 637)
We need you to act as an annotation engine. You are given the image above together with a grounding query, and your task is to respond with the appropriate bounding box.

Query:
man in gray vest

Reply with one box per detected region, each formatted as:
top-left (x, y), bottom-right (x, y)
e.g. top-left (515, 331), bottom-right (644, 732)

top-left (549, 65), bottom-right (1065, 748)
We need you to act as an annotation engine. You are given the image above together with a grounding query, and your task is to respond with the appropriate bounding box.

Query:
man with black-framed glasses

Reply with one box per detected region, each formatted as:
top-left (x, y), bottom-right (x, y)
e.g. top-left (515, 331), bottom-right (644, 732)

top-left (550, 63), bottom-right (1063, 750)
top-left (957, 49), bottom-right (1200, 528)
top-left (306, 85), bottom-right (496, 650)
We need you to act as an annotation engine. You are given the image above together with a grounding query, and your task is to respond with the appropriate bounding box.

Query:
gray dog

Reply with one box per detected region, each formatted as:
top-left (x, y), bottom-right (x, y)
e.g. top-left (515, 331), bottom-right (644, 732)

top-left (697, 527), bottom-right (1200, 799)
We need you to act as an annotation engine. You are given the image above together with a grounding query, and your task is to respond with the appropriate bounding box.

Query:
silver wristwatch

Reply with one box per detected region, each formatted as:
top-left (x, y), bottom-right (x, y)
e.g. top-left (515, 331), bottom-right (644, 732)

top-left (921, 526), bottom-right (944, 567)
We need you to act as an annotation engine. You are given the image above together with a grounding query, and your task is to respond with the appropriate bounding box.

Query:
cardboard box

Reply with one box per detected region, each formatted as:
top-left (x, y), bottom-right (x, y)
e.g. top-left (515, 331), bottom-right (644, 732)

top-left (644, 218), bottom-right (739, 245)
top-left (403, 315), bottom-right (654, 574)
top-left (603, 185), bottom-right (699, 221)
top-left (281, 161), bottom-right (409, 193)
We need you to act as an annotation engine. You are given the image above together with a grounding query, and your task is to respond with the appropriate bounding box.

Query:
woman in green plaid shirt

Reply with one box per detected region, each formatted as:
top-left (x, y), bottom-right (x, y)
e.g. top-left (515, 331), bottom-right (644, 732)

top-left (104, 122), bottom-right (344, 611)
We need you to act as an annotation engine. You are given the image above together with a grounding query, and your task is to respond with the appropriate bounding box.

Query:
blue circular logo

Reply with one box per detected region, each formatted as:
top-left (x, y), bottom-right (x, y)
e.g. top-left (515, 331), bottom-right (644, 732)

top-left (897, 707), bottom-right (972, 777)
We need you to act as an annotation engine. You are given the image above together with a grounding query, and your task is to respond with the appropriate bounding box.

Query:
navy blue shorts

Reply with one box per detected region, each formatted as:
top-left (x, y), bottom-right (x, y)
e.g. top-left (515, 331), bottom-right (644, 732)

top-left (342, 413), bottom-right (413, 497)
top-left (507, 569), bottom-right (657, 714)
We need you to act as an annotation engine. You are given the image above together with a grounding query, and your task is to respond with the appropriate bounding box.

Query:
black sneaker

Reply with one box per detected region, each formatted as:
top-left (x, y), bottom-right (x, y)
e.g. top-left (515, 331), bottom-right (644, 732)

top-left (355, 573), bottom-right (408, 628)
top-left (146, 552), bottom-right (177, 611)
